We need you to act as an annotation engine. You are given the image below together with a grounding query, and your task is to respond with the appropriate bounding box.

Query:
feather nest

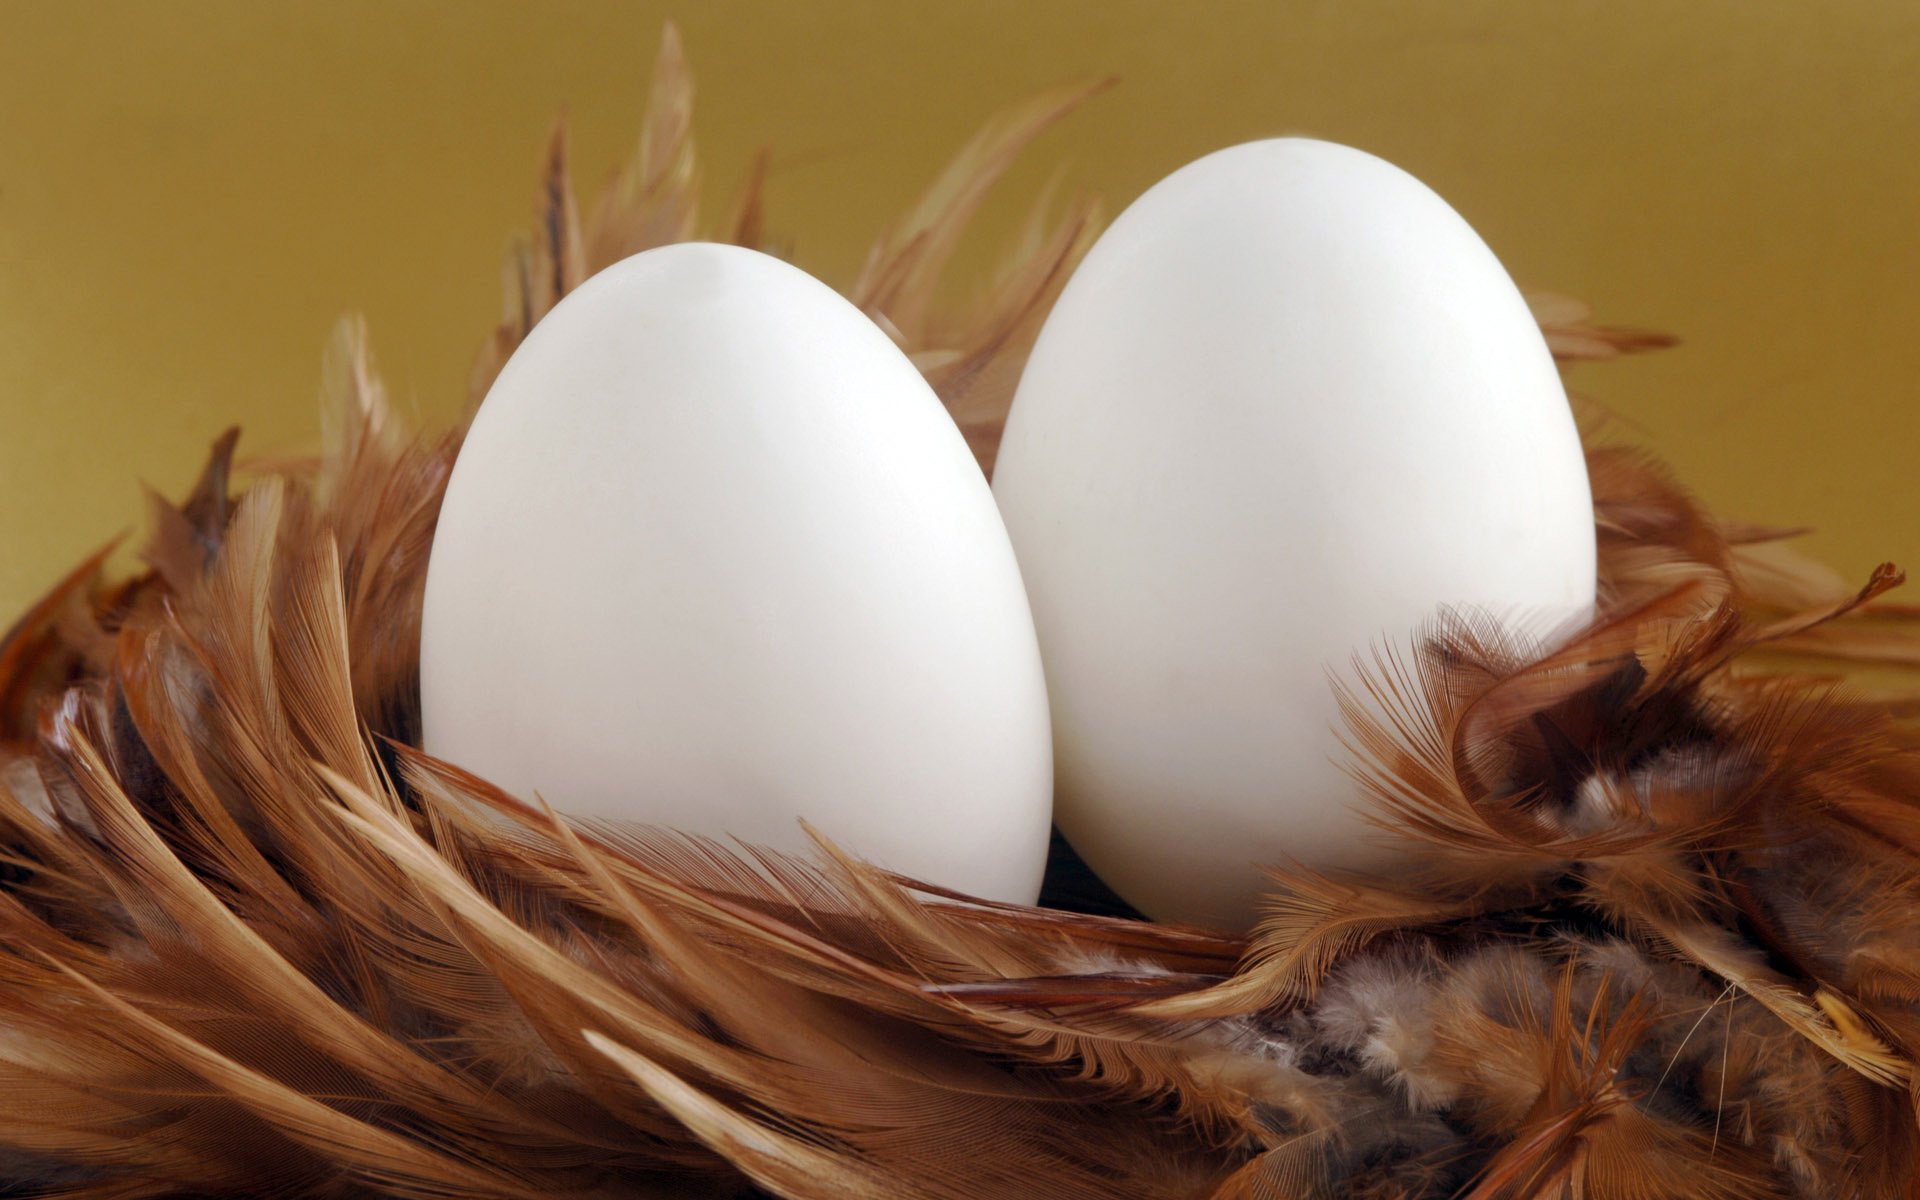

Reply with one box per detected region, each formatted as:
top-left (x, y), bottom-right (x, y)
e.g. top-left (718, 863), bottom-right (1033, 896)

top-left (3, 22), bottom-right (1920, 1200)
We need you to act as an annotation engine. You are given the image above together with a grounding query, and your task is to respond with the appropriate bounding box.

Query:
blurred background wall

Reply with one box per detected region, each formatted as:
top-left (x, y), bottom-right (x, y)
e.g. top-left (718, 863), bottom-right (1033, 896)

top-left (1, 0), bottom-right (1915, 615)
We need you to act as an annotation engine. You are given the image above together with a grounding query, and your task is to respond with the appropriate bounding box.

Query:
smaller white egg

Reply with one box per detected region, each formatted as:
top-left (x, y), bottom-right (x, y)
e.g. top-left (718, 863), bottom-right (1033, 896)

top-left (421, 243), bottom-right (1055, 904)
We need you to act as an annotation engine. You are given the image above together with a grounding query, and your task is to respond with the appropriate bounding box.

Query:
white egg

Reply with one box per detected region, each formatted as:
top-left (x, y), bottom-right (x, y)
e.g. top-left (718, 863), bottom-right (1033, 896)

top-left (992, 139), bottom-right (1596, 929)
top-left (421, 243), bottom-right (1053, 904)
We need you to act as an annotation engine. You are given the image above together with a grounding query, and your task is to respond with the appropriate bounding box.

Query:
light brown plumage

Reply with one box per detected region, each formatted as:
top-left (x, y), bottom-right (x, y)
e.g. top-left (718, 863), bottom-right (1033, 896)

top-left (2, 21), bottom-right (1919, 1200)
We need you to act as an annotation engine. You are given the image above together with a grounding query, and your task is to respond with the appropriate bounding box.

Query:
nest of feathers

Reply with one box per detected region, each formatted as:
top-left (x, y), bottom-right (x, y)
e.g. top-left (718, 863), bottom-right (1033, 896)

top-left (5, 23), bottom-right (1920, 1200)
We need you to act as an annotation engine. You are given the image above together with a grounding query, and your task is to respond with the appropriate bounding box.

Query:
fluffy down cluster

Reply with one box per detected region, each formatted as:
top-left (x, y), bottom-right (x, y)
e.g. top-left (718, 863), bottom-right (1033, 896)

top-left (2, 24), bottom-right (1918, 1200)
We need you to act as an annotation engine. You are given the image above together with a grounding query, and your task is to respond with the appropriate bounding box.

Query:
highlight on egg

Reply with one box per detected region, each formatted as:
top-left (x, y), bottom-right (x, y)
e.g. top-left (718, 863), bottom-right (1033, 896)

top-left (420, 242), bottom-right (1055, 905)
top-left (992, 138), bottom-right (1597, 929)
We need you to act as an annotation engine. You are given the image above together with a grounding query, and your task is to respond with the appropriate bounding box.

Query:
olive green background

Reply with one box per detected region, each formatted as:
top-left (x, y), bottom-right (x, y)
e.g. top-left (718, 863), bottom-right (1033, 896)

top-left (1, 1), bottom-right (1916, 615)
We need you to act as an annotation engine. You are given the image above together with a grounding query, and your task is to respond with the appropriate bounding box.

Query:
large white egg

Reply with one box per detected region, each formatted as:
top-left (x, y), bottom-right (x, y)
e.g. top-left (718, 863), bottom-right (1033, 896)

top-left (421, 243), bottom-right (1053, 904)
top-left (992, 139), bottom-right (1596, 929)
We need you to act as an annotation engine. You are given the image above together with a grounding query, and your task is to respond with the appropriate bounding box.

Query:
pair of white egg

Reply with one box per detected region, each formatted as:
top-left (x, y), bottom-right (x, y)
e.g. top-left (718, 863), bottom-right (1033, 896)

top-left (420, 138), bottom-right (1595, 930)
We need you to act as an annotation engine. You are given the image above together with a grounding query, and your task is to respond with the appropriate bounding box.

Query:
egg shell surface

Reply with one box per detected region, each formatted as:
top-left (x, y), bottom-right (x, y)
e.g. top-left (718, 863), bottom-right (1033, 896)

top-left (421, 242), bottom-right (1053, 905)
top-left (991, 138), bottom-right (1596, 929)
